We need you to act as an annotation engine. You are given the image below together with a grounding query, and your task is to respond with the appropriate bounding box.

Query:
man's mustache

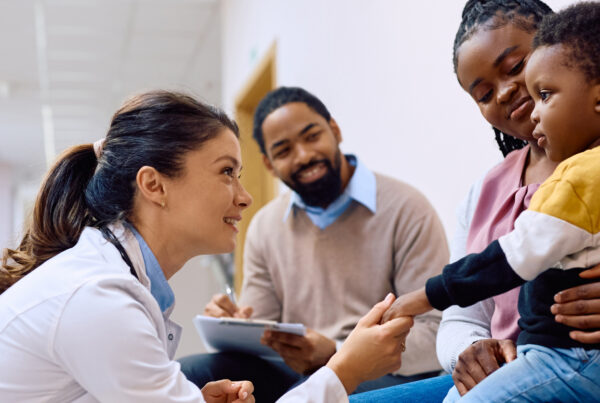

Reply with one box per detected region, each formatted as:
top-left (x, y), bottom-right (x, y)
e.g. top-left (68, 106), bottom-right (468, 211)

top-left (291, 159), bottom-right (329, 181)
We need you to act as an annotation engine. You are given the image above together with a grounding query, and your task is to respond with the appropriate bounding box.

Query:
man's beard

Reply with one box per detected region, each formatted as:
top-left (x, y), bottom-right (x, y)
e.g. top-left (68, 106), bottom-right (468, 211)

top-left (285, 151), bottom-right (343, 207)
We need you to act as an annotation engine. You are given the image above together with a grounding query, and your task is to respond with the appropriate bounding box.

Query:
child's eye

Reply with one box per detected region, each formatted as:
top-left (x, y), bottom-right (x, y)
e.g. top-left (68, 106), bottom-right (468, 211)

top-left (539, 90), bottom-right (551, 102)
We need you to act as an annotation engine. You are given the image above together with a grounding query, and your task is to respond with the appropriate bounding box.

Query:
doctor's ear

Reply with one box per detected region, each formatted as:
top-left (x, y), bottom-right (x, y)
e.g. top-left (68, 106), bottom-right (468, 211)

top-left (136, 166), bottom-right (168, 208)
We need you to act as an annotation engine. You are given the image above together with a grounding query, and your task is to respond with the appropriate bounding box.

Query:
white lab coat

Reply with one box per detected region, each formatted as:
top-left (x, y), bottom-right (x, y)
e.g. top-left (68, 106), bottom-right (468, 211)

top-left (0, 224), bottom-right (347, 402)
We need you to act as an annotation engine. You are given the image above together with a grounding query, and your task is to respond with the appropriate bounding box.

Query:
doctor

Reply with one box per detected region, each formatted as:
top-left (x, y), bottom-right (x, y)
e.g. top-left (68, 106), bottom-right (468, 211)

top-left (0, 90), bottom-right (411, 402)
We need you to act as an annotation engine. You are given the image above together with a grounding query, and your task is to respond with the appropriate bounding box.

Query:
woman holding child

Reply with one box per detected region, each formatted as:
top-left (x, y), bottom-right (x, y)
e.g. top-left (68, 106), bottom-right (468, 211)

top-left (352, 0), bottom-right (600, 401)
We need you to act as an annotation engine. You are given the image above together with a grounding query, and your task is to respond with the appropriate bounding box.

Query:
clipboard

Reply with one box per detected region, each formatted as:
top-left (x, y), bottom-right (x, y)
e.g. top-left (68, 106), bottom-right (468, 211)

top-left (193, 315), bottom-right (306, 359)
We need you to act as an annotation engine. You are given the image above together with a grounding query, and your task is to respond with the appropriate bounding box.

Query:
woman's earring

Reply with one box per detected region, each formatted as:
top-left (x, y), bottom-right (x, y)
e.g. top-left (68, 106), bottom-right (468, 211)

top-left (161, 201), bottom-right (166, 208)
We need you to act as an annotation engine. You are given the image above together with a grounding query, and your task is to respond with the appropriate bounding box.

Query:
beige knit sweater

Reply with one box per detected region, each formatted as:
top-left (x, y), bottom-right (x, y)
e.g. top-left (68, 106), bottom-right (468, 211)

top-left (239, 173), bottom-right (449, 375)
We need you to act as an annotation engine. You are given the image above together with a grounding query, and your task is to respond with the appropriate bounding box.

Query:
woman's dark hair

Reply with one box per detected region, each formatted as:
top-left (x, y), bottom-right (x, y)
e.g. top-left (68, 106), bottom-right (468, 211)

top-left (253, 86), bottom-right (331, 155)
top-left (533, 2), bottom-right (600, 84)
top-left (453, 0), bottom-right (553, 157)
top-left (1, 90), bottom-right (239, 293)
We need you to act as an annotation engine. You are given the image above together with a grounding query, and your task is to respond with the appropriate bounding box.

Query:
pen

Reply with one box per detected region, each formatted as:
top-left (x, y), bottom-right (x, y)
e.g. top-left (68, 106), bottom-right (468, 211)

top-left (225, 284), bottom-right (237, 305)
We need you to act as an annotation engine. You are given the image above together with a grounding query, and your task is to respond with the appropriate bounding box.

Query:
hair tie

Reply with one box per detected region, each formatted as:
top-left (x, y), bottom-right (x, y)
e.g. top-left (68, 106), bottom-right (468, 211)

top-left (93, 138), bottom-right (105, 159)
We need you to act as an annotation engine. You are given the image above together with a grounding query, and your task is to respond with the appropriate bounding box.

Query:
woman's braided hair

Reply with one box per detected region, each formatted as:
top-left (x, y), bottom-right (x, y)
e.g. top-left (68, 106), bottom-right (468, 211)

top-left (453, 0), bottom-right (553, 157)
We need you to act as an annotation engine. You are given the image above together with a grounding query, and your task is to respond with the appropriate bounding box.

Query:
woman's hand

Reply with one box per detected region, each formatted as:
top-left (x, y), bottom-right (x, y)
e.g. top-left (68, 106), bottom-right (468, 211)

top-left (204, 293), bottom-right (253, 318)
top-left (452, 339), bottom-right (516, 396)
top-left (326, 293), bottom-right (414, 394)
top-left (201, 379), bottom-right (254, 403)
top-left (551, 264), bottom-right (600, 344)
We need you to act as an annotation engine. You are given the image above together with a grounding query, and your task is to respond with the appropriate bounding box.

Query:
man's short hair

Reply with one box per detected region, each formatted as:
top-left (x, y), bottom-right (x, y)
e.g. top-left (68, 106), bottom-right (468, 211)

top-left (253, 87), bottom-right (331, 155)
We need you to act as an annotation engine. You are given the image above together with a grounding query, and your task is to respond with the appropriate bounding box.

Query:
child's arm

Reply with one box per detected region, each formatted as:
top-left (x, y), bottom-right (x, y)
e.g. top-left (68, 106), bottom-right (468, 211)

top-left (384, 240), bottom-right (526, 324)
top-left (381, 287), bottom-right (432, 323)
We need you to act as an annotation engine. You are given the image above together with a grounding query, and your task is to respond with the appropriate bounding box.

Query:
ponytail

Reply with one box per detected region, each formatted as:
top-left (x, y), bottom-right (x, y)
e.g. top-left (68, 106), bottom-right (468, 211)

top-left (1, 144), bottom-right (97, 293)
top-left (1, 90), bottom-right (239, 294)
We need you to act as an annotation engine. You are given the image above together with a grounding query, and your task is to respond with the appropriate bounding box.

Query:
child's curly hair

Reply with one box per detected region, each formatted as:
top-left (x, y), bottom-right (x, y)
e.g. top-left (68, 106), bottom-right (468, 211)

top-left (533, 1), bottom-right (600, 83)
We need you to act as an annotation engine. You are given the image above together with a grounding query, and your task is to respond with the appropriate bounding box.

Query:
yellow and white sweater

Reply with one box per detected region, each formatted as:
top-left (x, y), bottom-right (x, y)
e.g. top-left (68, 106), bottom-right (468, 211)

top-left (427, 146), bottom-right (600, 349)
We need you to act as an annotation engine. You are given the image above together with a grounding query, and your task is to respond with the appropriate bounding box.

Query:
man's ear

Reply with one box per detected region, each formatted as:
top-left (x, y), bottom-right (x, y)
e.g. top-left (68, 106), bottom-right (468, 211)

top-left (594, 84), bottom-right (600, 114)
top-left (262, 154), bottom-right (278, 178)
top-left (329, 118), bottom-right (342, 143)
top-left (136, 166), bottom-right (167, 208)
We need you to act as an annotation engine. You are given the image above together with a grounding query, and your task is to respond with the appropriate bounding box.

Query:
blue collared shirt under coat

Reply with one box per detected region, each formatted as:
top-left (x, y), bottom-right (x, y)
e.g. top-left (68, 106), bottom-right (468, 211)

top-left (283, 154), bottom-right (377, 229)
top-left (128, 224), bottom-right (175, 313)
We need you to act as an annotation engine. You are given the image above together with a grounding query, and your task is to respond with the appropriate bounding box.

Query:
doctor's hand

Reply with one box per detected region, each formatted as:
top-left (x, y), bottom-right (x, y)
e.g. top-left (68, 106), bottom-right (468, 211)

top-left (326, 293), bottom-right (413, 394)
top-left (201, 379), bottom-right (254, 403)
top-left (204, 293), bottom-right (253, 319)
top-left (552, 263), bottom-right (600, 344)
top-left (260, 328), bottom-right (336, 374)
top-left (452, 338), bottom-right (517, 396)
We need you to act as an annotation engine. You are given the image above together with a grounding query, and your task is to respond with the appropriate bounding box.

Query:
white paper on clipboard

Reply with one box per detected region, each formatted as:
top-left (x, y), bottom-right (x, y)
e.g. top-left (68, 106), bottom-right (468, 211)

top-left (193, 315), bottom-right (306, 359)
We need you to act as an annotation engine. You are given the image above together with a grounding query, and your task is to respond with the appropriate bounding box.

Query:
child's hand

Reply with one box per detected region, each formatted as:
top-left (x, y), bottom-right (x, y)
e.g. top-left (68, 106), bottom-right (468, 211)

top-left (381, 287), bottom-right (433, 323)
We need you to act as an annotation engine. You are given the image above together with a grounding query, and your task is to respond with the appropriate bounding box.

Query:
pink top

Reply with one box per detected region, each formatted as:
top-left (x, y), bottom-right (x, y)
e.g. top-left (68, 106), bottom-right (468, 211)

top-left (466, 146), bottom-right (540, 341)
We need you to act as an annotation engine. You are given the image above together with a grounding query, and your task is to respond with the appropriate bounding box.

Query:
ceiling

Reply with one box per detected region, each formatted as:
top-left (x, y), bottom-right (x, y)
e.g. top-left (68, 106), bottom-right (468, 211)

top-left (0, 0), bottom-right (221, 182)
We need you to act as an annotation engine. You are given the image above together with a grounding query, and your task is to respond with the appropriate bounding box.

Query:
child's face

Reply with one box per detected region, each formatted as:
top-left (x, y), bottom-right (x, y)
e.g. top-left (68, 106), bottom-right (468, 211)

top-left (525, 44), bottom-right (600, 162)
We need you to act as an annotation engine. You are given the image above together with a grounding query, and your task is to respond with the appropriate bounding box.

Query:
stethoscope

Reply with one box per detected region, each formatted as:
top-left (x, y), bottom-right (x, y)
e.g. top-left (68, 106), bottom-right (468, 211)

top-left (99, 226), bottom-right (139, 280)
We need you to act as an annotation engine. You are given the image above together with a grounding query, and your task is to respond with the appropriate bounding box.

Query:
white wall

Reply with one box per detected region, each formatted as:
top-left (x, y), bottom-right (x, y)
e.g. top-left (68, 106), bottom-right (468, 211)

top-left (221, 0), bottom-right (572, 241)
top-left (0, 165), bottom-right (13, 249)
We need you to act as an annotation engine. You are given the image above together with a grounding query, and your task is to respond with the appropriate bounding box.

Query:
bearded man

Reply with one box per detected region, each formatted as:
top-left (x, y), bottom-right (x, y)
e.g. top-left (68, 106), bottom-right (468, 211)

top-left (180, 87), bottom-right (449, 401)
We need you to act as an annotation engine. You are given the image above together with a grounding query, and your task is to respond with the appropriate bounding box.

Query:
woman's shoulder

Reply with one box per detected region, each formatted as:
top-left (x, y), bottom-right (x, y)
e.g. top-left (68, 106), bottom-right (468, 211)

top-left (483, 146), bottom-right (529, 186)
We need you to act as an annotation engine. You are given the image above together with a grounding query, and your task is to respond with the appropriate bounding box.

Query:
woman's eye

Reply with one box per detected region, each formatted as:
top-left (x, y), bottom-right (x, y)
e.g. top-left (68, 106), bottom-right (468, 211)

top-left (508, 59), bottom-right (525, 75)
top-left (223, 167), bottom-right (234, 177)
top-left (478, 90), bottom-right (493, 103)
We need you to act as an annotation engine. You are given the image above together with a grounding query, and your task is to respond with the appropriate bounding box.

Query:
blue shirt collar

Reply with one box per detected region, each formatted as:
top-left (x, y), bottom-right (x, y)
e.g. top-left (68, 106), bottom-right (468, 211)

top-left (126, 223), bottom-right (175, 313)
top-left (283, 154), bottom-right (377, 224)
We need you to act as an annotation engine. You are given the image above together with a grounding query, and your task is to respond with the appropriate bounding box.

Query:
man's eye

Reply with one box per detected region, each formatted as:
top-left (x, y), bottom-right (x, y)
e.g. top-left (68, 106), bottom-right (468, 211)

top-left (274, 149), bottom-right (289, 159)
top-left (307, 132), bottom-right (320, 141)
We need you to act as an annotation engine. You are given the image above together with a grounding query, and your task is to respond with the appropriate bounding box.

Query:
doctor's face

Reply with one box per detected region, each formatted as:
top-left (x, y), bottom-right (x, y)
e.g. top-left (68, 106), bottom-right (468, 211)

top-left (164, 129), bottom-right (252, 256)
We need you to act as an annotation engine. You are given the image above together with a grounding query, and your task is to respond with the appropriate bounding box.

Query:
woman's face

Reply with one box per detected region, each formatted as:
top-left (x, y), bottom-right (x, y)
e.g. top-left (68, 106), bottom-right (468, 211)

top-left (456, 22), bottom-right (537, 142)
top-left (164, 129), bottom-right (252, 256)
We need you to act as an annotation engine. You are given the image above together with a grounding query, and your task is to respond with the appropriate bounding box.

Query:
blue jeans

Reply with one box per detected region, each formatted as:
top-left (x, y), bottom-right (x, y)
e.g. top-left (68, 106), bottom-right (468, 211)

top-left (443, 344), bottom-right (600, 402)
top-left (179, 352), bottom-right (439, 402)
top-left (350, 374), bottom-right (454, 403)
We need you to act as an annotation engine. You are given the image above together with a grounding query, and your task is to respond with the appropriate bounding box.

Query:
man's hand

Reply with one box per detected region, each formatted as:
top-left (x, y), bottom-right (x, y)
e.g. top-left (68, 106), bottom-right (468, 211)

top-left (452, 339), bottom-right (516, 396)
top-left (326, 293), bottom-right (414, 394)
top-left (551, 264), bottom-right (600, 344)
top-left (260, 328), bottom-right (336, 374)
top-left (204, 294), bottom-right (253, 318)
top-left (201, 379), bottom-right (254, 403)
top-left (381, 287), bottom-right (433, 323)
